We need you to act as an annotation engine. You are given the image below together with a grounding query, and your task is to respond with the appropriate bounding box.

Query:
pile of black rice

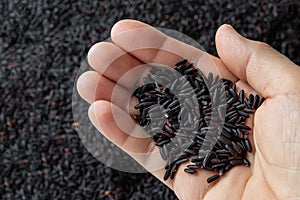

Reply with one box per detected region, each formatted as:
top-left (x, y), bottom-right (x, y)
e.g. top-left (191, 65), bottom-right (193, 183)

top-left (0, 0), bottom-right (299, 199)
top-left (133, 59), bottom-right (264, 183)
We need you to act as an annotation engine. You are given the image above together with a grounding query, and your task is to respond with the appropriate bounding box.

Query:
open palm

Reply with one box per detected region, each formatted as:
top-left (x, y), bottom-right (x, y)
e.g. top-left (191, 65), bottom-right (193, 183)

top-left (77, 20), bottom-right (300, 200)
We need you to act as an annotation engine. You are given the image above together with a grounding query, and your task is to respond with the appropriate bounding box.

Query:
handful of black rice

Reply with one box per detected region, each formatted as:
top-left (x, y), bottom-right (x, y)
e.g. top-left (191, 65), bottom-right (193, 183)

top-left (133, 59), bottom-right (265, 183)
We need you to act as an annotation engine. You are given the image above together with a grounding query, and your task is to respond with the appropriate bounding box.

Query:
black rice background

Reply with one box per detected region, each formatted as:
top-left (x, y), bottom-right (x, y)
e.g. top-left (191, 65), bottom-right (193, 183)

top-left (0, 0), bottom-right (299, 199)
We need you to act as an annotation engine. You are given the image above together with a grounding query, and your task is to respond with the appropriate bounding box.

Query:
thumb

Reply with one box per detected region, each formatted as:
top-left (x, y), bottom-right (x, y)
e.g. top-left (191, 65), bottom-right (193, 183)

top-left (215, 24), bottom-right (300, 97)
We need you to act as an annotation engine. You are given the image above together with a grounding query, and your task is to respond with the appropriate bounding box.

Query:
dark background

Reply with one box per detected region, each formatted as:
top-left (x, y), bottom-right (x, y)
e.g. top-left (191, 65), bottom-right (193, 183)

top-left (0, 0), bottom-right (299, 199)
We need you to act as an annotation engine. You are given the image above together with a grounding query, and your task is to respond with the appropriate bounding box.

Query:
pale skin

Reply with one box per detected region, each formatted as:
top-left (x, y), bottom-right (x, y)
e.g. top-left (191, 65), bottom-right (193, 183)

top-left (77, 20), bottom-right (300, 200)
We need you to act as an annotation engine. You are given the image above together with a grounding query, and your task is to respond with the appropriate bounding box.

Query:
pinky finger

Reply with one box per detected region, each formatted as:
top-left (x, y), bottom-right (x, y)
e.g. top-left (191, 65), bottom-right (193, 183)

top-left (88, 100), bottom-right (175, 187)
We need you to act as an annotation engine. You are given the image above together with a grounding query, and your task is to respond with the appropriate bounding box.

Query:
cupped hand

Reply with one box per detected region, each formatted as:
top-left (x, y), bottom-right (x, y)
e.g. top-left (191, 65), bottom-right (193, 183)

top-left (77, 20), bottom-right (300, 200)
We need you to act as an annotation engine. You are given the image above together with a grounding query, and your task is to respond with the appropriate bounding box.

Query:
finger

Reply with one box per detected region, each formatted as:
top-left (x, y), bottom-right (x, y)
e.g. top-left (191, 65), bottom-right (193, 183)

top-left (88, 100), bottom-right (175, 188)
top-left (77, 71), bottom-right (138, 114)
top-left (216, 24), bottom-right (300, 97)
top-left (87, 42), bottom-right (146, 89)
top-left (88, 100), bottom-right (154, 152)
top-left (111, 19), bottom-right (238, 82)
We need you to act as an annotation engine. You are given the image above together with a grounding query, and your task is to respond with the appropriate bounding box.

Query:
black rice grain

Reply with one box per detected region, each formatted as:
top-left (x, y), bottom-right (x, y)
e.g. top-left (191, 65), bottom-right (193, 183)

top-left (207, 174), bottom-right (221, 183)
top-left (132, 59), bottom-right (265, 184)
top-left (184, 168), bottom-right (197, 174)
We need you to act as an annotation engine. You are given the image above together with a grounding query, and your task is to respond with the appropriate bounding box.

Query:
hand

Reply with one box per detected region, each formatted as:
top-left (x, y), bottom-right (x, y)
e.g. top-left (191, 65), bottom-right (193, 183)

top-left (77, 20), bottom-right (300, 200)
